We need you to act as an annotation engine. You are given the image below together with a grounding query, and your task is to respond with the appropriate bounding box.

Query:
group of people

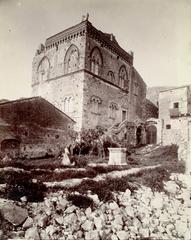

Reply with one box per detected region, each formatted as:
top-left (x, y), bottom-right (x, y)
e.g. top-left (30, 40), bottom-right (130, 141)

top-left (59, 135), bottom-right (121, 165)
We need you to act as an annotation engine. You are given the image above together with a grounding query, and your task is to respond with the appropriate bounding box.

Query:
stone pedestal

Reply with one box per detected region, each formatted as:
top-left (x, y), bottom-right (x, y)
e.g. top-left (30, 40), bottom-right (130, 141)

top-left (108, 148), bottom-right (127, 165)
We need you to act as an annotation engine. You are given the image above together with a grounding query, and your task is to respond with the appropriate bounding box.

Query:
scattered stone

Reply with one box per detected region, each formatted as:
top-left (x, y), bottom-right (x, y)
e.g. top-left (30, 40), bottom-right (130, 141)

top-left (22, 216), bottom-right (33, 229)
top-left (45, 225), bottom-right (57, 237)
top-left (94, 216), bottom-right (104, 230)
top-left (64, 205), bottom-right (76, 214)
top-left (109, 201), bottom-right (119, 210)
top-left (110, 234), bottom-right (118, 240)
top-left (85, 207), bottom-right (92, 216)
top-left (64, 213), bottom-right (77, 225)
top-left (85, 230), bottom-right (100, 240)
top-left (164, 181), bottom-right (179, 194)
top-left (20, 196), bottom-right (27, 203)
top-left (139, 227), bottom-right (150, 238)
top-left (0, 230), bottom-right (3, 240)
top-left (116, 230), bottom-right (128, 240)
top-left (175, 220), bottom-right (188, 236)
top-left (151, 194), bottom-right (163, 209)
top-left (58, 198), bottom-right (69, 210)
top-left (25, 227), bottom-right (40, 240)
top-left (125, 205), bottom-right (134, 218)
top-left (55, 215), bottom-right (64, 225)
top-left (40, 230), bottom-right (50, 240)
top-left (88, 193), bottom-right (100, 204)
top-left (81, 219), bottom-right (94, 231)
top-left (36, 214), bottom-right (48, 228)
top-left (0, 203), bottom-right (28, 226)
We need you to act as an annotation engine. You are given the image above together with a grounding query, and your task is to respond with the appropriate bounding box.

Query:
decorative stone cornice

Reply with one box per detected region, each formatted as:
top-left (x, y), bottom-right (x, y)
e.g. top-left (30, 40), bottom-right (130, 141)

top-left (45, 21), bottom-right (87, 49)
top-left (45, 20), bottom-right (133, 65)
top-left (86, 21), bottom-right (133, 65)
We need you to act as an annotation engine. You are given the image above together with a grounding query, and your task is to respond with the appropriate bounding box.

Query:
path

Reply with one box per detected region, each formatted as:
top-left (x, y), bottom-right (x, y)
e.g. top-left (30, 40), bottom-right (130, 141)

top-left (44, 164), bottom-right (161, 188)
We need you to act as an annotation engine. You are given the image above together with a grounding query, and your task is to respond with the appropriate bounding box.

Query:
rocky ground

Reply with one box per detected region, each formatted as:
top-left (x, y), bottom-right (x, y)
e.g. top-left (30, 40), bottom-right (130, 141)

top-left (0, 173), bottom-right (191, 240)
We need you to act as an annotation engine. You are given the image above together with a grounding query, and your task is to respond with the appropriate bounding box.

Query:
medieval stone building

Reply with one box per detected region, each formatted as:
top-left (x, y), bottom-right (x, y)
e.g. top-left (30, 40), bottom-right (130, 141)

top-left (32, 17), bottom-right (148, 132)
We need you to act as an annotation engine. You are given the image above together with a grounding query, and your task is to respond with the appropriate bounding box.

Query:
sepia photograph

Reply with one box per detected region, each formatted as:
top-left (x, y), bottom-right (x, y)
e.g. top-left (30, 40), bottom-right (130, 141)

top-left (0, 0), bottom-right (191, 239)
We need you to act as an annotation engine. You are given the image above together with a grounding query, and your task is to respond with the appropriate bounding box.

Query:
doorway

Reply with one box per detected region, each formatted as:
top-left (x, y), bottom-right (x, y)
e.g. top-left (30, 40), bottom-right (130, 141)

top-left (146, 125), bottom-right (157, 144)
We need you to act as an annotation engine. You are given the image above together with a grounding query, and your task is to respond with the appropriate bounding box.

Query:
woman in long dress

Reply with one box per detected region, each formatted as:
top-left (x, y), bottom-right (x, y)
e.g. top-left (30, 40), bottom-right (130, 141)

top-left (61, 146), bottom-right (71, 165)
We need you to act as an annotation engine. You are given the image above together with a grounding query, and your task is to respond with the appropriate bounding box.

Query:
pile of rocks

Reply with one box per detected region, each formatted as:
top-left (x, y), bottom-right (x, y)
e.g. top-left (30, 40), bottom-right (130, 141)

top-left (0, 173), bottom-right (191, 240)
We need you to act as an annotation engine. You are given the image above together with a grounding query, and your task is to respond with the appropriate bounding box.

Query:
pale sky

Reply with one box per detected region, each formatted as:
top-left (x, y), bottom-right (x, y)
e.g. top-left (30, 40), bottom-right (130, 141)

top-left (0, 0), bottom-right (191, 100)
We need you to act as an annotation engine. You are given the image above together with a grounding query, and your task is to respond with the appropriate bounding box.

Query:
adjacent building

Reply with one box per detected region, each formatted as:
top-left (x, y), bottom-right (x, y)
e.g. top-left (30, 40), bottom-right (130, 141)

top-left (147, 85), bottom-right (191, 171)
top-left (0, 97), bottom-right (75, 158)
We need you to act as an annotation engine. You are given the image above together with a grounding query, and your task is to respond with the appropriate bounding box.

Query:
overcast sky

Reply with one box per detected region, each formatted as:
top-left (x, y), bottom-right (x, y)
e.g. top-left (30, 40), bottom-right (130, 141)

top-left (0, 0), bottom-right (191, 100)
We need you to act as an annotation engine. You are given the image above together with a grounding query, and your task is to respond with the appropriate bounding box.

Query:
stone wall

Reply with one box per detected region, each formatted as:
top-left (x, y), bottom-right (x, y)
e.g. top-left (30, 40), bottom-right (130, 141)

top-left (32, 72), bottom-right (84, 131)
top-left (0, 124), bottom-right (75, 159)
top-left (156, 117), bottom-right (191, 165)
top-left (142, 99), bottom-right (158, 120)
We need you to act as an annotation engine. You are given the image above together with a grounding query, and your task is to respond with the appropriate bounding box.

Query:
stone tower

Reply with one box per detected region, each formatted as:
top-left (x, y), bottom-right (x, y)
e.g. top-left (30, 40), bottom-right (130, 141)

top-left (32, 18), bottom-right (146, 131)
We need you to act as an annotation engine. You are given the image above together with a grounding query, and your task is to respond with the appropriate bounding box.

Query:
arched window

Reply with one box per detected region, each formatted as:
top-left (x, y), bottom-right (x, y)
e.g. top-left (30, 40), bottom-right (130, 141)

top-left (37, 57), bottom-right (50, 83)
top-left (109, 102), bottom-right (118, 119)
top-left (63, 96), bottom-right (74, 114)
top-left (64, 45), bottom-right (80, 74)
top-left (90, 96), bottom-right (102, 114)
top-left (107, 71), bottom-right (115, 83)
top-left (90, 47), bottom-right (103, 75)
top-left (119, 66), bottom-right (128, 89)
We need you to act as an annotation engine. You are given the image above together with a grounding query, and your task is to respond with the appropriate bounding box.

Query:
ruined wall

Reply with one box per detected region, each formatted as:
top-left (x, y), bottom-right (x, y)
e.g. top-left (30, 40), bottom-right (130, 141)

top-left (143, 99), bottom-right (158, 120)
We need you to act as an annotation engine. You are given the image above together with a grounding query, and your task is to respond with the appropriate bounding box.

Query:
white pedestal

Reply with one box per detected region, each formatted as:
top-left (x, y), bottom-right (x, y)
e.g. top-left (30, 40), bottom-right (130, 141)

top-left (108, 148), bottom-right (127, 165)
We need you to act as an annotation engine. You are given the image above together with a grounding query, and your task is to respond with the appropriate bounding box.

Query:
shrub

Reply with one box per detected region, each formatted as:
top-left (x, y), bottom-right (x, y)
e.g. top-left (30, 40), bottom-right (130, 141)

top-left (6, 173), bottom-right (47, 202)
top-left (127, 156), bottom-right (140, 165)
top-left (67, 194), bottom-right (94, 209)
top-left (71, 176), bottom-right (136, 202)
top-left (71, 179), bottom-right (114, 202)
top-left (71, 155), bottom-right (88, 168)
top-left (106, 176), bottom-right (137, 193)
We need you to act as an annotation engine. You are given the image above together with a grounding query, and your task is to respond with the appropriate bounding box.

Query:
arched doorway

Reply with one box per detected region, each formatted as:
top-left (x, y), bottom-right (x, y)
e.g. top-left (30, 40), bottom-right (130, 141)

top-left (146, 125), bottom-right (157, 144)
top-left (1, 139), bottom-right (20, 158)
top-left (136, 126), bottom-right (142, 145)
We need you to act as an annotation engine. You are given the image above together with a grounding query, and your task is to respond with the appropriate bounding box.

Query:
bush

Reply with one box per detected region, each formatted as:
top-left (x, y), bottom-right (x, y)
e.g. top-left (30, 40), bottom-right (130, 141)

top-left (67, 194), bottom-right (94, 209)
top-left (71, 176), bottom-right (136, 203)
top-left (6, 173), bottom-right (47, 202)
top-left (71, 179), bottom-right (114, 202)
top-left (71, 155), bottom-right (88, 167)
top-left (106, 176), bottom-right (137, 193)
top-left (127, 156), bottom-right (140, 165)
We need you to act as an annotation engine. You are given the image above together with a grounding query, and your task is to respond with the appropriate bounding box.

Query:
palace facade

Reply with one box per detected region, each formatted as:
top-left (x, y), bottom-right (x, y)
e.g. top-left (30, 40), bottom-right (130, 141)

top-left (32, 17), bottom-right (147, 131)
